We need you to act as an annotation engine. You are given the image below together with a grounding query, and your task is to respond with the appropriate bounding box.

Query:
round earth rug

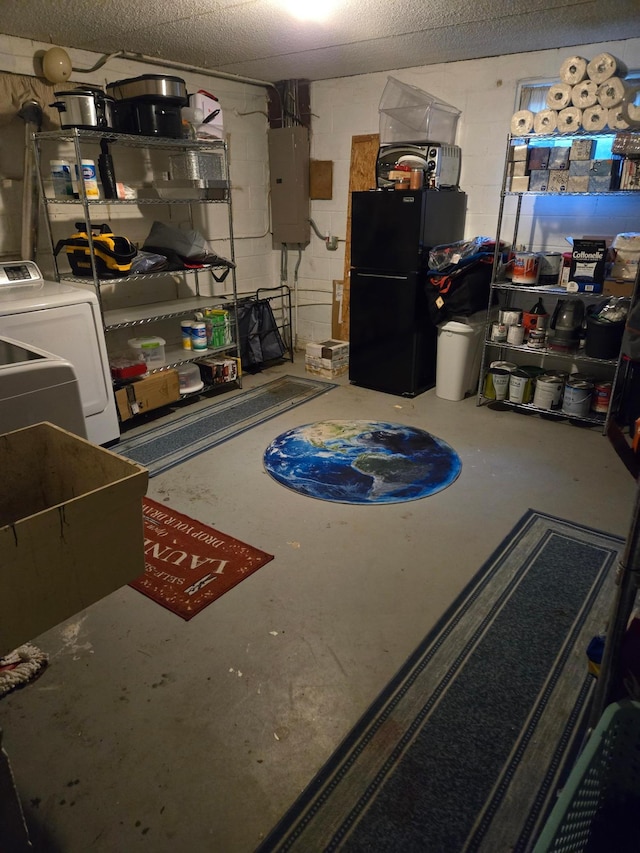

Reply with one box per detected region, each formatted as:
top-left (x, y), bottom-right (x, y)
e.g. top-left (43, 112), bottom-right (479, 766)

top-left (263, 420), bottom-right (462, 504)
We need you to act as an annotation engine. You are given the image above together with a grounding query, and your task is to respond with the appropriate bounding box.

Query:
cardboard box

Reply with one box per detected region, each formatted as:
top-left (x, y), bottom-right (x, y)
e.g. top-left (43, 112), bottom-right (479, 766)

top-left (507, 161), bottom-right (529, 177)
top-left (570, 139), bottom-right (596, 160)
top-left (567, 176), bottom-right (590, 193)
top-left (0, 422), bottom-right (148, 654)
top-left (197, 355), bottom-right (240, 385)
top-left (115, 369), bottom-right (180, 422)
top-left (568, 239), bottom-right (607, 292)
top-left (510, 144), bottom-right (528, 162)
top-left (510, 176), bottom-right (530, 192)
top-left (305, 339), bottom-right (349, 378)
top-left (548, 171), bottom-right (568, 192)
top-left (603, 278), bottom-right (635, 298)
top-left (548, 148), bottom-right (570, 170)
top-left (529, 170), bottom-right (549, 191)
top-left (569, 160), bottom-right (591, 177)
top-left (527, 147), bottom-right (551, 170)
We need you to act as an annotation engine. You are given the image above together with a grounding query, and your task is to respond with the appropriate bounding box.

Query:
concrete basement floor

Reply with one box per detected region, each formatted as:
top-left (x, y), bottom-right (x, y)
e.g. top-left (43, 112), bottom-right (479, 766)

top-left (1, 356), bottom-right (637, 852)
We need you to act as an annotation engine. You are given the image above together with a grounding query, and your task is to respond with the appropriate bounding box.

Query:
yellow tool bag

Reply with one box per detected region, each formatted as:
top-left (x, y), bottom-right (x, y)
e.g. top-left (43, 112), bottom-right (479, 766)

top-left (54, 223), bottom-right (137, 278)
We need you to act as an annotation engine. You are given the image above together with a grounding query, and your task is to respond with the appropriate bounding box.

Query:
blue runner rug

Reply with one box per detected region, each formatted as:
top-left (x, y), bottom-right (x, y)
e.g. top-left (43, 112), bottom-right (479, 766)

top-left (115, 375), bottom-right (336, 477)
top-left (257, 510), bottom-right (623, 853)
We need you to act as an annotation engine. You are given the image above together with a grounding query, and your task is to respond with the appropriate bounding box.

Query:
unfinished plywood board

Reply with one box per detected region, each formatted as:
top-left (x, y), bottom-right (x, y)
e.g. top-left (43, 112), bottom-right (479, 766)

top-left (310, 160), bottom-right (333, 199)
top-left (334, 134), bottom-right (379, 340)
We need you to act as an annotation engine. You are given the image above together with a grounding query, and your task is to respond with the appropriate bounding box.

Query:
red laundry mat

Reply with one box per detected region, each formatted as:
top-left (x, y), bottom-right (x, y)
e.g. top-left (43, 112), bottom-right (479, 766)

top-left (130, 497), bottom-right (274, 620)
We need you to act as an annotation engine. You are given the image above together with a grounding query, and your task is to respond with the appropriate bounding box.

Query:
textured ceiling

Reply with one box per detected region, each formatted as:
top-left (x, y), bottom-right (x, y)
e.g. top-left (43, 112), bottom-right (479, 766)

top-left (2, 0), bottom-right (640, 82)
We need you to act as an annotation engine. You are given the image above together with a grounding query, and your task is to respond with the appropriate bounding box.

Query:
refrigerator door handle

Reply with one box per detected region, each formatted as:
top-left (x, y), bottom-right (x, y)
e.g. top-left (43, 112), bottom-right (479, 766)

top-left (353, 272), bottom-right (409, 281)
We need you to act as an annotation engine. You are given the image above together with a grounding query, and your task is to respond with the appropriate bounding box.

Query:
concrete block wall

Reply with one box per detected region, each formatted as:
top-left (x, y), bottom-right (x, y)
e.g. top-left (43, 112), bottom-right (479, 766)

top-left (300, 37), bottom-right (640, 345)
top-left (0, 34), bottom-right (638, 351)
top-left (0, 34), bottom-right (274, 304)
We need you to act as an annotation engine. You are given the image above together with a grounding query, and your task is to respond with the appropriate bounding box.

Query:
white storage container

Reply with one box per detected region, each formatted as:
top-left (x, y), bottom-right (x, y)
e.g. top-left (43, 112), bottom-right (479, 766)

top-left (611, 232), bottom-right (640, 281)
top-left (176, 363), bottom-right (204, 394)
top-left (128, 336), bottom-right (166, 366)
top-left (436, 312), bottom-right (486, 401)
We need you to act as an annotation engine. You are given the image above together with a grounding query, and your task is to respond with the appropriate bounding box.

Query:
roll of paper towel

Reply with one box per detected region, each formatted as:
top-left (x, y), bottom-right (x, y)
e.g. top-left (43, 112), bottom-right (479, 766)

top-left (559, 56), bottom-right (588, 86)
top-left (598, 77), bottom-right (628, 108)
top-left (587, 53), bottom-right (628, 84)
top-left (621, 98), bottom-right (640, 130)
top-left (571, 80), bottom-right (598, 109)
top-left (510, 110), bottom-right (534, 135)
top-left (582, 105), bottom-right (607, 132)
top-left (533, 109), bottom-right (558, 134)
top-left (546, 83), bottom-right (573, 110)
top-left (557, 106), bottom-right (582, 133)
top-left (608, 106), bottom-right (630, 131)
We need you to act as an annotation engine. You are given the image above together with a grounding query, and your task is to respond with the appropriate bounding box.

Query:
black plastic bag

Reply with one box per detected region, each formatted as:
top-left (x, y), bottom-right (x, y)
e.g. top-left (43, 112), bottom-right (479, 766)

top-left (425, 253), bottom-right (494, 325)
top-left (235, 299), bottom-right (286, 370)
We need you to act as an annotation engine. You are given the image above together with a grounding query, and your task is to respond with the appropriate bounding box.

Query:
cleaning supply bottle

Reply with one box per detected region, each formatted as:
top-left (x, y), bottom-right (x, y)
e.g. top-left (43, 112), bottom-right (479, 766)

top-left (98, 139), bottom-right (117, 200)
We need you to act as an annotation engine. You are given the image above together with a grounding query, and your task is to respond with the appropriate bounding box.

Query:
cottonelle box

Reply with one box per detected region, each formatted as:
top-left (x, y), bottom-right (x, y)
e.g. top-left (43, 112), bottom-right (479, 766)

top-left (0, 422), bottom-right (148, 655)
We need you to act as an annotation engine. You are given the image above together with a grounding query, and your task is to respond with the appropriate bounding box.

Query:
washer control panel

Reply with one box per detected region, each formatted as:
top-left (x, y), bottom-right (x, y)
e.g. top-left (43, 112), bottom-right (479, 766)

top-left (0, 260), bottom-right (43, 287)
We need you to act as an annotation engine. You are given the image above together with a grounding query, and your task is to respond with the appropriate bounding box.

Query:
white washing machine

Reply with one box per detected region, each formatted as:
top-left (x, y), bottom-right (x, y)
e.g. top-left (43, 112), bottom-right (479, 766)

top-left (0, 260), bottom-right (119, 445)
top-left (0, 334), bottom-right (86, 437)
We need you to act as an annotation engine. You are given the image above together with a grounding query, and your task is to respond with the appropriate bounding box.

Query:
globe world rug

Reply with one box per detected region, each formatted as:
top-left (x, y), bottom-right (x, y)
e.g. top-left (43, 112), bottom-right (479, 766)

top-left (116, 375), bottom-right (336, 477)
top-left (131, 497), bottom-right (274, 620)
top-left (263, 420), bottom-right (462, 504)
top-left (258, 510), bottom-right (623, 853)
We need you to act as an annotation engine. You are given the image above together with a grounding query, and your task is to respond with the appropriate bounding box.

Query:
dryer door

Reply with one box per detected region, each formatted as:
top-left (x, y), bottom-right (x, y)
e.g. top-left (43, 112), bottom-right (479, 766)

top-left (0, 302), bottom-right (109, 418)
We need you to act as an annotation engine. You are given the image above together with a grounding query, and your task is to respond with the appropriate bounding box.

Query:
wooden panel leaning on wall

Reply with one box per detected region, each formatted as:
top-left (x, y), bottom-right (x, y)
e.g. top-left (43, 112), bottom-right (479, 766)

top-left (333, 133), bottom-right (379, 341)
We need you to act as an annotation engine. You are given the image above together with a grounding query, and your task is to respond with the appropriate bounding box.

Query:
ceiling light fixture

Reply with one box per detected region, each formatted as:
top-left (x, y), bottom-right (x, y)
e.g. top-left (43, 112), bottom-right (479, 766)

top-left (280, 0), bottom-right (336, 22)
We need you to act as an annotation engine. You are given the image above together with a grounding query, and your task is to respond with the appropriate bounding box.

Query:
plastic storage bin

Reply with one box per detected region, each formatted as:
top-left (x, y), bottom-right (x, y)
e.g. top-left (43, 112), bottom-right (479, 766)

top-left (436, 311), bottom-right (486, 400)
top-left (177, 362), bottom-right (204, 394)
top-left (533, 700), bottom-right (640, 853)
top-left (378, 76), bottom-right (461, 145)
top-left (128, 336), bottom-right (166, 366)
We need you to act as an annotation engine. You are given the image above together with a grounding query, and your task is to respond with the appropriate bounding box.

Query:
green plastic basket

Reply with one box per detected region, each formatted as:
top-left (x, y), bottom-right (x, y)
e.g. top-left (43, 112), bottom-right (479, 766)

top-left (533, 700), bottom-right (640, 852)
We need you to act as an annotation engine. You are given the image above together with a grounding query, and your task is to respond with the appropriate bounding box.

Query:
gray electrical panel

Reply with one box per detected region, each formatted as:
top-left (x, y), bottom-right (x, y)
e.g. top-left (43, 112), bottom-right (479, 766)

top-left (268, 126), bottom-right (310, 246)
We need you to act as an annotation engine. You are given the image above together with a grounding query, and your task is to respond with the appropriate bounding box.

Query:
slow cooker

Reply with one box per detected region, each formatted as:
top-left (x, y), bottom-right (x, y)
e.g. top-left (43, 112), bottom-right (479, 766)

top-left (51, 87), bottom-right (116, 130)
top-left (106, 75), bottom-right (188, 138)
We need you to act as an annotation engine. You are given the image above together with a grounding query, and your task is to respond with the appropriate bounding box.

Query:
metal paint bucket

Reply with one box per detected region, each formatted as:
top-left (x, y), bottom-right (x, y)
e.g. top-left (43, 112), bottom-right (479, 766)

top-left (591, 381), bottom-right (612, 414)
top-left (538, 252), bottom-right (563, 284)
top-left (508, 369), bottom-right (533, 404)
top-left (484, 367), bottom-right (511, 400)
top-left (533, 374), bottom-right (562, 409)
top-left (512, 252), bottom-right (540, 284)
top-left (499, 309), bottom-right (523, 326)
top-left (544, 371), bottom-right (568, 407)
top-left (562, 377), bottom-right (593, 417)
top-left (490, 361), bottom-right (518, 372)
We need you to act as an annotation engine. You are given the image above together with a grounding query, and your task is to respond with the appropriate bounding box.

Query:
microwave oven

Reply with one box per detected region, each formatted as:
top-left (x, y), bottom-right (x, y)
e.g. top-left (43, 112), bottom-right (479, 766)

top-left (376, 142), bottom-right (461, 189)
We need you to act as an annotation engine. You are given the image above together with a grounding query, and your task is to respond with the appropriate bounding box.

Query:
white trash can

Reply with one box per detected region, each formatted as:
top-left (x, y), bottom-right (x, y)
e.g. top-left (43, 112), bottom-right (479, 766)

top-left (436, 311), bottom-right (486, 401)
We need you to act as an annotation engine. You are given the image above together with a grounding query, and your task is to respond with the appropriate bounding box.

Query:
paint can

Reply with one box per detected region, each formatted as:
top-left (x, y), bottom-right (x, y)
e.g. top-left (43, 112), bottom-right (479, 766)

top-left (507, 324), bottom-right (525, 346)
top-left (490, 361), bottom-right (518, 372)
top-left (499, 309), bottom-right (523, 327)
top-left (491, 322), bottom-right (507, 343)
top-left (508, 369), bottom-right (533, 404)
top-left (562, 376), bottom-right (594, 417)
top-left (533, 374), bottom-right (562, 409)
top-left (544, 371), bottom-right (568, 407)
top-left (527, 330), bottom-right (546, 349)
top-left (591, 381), bottom-right (612, 414)
top-left (484, 367), bottom-right (511, 400)
top-left (512, 252), bottom-right (540, 285)
top-left (537, 252), bottom-right (563, 285)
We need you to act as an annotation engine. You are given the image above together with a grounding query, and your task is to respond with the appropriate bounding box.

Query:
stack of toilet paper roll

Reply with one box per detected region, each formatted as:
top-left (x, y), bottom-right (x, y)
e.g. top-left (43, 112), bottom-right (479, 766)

top-left (510, 52), bottom-right (636, 135)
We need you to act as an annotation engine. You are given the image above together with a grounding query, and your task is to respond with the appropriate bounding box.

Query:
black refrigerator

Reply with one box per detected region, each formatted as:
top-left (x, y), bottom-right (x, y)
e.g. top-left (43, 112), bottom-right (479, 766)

top-left (349, 188), bottom-right (466, 397)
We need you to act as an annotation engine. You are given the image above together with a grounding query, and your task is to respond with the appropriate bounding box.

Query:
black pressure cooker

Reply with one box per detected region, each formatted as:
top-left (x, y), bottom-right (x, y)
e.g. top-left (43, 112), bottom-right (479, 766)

top-left (51, 86), bottom-right (116, 130)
